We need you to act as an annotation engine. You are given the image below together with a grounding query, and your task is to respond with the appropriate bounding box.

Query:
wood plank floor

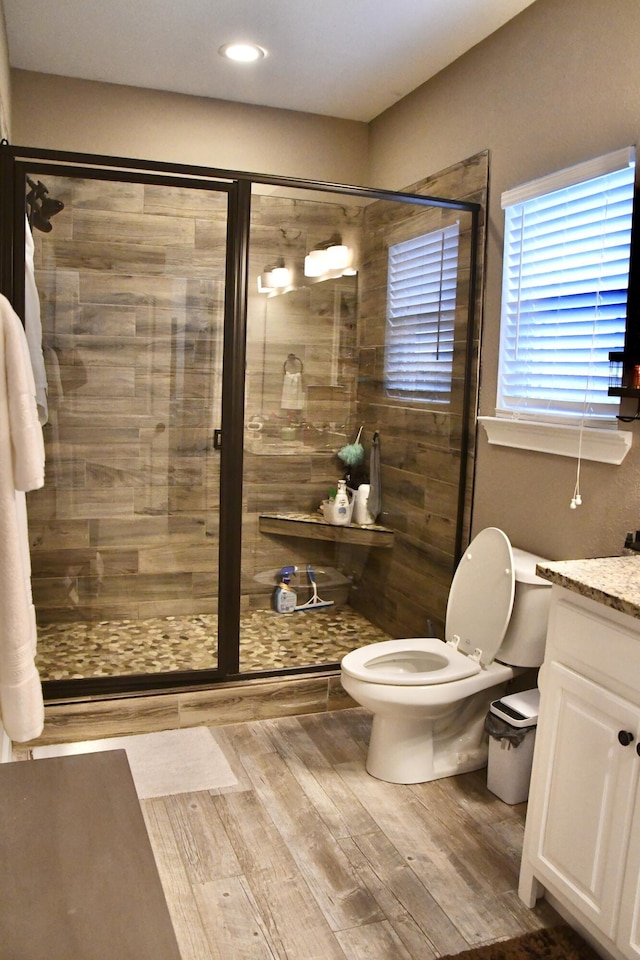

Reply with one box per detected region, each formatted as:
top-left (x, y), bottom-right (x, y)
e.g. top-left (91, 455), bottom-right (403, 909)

top-left (139, 708), bottom-right (559, 960)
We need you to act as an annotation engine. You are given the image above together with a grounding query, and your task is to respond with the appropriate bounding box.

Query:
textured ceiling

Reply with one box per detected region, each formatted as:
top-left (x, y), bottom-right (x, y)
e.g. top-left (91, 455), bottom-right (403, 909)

top-left (4, 0), bottom-right (537, 122)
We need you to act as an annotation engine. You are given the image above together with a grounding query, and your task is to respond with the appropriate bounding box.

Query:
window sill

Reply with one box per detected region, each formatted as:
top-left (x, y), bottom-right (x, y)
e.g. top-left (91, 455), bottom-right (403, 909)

top-left (478, 416), bottom-right (632, 464)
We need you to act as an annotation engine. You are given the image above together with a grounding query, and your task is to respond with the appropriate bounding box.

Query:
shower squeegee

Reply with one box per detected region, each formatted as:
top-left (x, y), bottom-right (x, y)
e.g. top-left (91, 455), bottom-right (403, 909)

top-left (295, 564), bottom-right (334, 611)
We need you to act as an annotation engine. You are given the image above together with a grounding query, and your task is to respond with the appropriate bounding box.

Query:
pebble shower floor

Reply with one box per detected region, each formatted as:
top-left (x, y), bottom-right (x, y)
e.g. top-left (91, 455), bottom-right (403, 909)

top-left (34, 607), bottom-right (393, 681)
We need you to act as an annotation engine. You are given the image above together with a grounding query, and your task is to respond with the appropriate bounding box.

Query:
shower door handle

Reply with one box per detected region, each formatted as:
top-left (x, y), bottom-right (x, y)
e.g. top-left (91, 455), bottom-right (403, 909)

top-left (213, 429), bottom-right (222, 450)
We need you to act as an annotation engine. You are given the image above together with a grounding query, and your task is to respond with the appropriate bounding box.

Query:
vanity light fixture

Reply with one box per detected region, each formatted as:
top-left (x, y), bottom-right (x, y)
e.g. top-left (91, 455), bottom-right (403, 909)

top-left (304, 234), bottom-right (352, 278)
top-left (219, 42), bottom-right (266, 62)
top-left (325, 239), bottom-right (349, 271)
top-left (270, 263), bottom-right (290, 287)
top-left (303, 248), bottom-right (326, 278)
top-left (258, 258), bottom-right (291, 293)
top-left (257, 270), bottom-right (274, 293)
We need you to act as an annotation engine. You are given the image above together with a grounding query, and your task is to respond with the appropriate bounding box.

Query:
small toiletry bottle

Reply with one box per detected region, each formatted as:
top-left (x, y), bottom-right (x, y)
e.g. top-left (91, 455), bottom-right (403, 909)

top-left (353, 483), bottom-right (373, 525)
top-left (332, 479), bottom-right (350, 525)
top-left (273, 565), bottom-right (298, 613)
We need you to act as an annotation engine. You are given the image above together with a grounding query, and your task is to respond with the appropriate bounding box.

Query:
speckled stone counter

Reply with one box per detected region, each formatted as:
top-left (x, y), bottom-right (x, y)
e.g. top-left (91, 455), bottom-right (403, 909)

top-left (536, 556), bottom-right (640, 621)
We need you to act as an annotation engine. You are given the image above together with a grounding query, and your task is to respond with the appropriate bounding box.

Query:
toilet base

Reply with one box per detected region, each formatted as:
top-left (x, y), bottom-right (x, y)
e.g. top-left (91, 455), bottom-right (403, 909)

top-left (365, 713), bottom-right (490, 784)
top-left (366, 715), bottom-right (435, 783)
top-left (363, 684), bottom-right (511, 784)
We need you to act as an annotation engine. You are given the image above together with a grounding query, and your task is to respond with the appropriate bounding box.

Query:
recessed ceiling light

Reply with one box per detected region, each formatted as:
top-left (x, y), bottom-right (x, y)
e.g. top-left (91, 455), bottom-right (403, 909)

top-left (219, 42), bottom-right (266, 63)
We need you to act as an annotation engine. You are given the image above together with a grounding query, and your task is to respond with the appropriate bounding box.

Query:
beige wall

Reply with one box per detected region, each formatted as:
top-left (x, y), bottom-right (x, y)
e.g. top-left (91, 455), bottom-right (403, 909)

top-left (11, 70), bottom-right (368, 185)
top-left (0, 1), bottom-right (10, 138)
top-left (369, 0), bottom-right (640, 561)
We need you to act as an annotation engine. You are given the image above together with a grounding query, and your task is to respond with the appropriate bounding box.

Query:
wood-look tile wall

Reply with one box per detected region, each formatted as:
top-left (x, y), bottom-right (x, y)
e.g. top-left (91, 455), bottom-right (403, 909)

top-left (351, 153), bottom-right (489, 638)
top-left (241, 194), bottom-right (364, 603)
top-left (27, 177), bottom-right (228, 623)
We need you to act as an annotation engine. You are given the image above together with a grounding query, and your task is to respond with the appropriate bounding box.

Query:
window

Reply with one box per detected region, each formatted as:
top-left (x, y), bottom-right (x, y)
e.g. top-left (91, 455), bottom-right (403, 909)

top-left (384, 221), bottom-right (460, 403)
top-left (497, 147), bottom-right (635, 426)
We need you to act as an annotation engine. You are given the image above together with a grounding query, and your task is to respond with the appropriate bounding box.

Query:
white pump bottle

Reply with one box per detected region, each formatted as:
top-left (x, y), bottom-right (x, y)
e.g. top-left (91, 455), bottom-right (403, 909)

top-left (333, 480), bottom-right (351, 525)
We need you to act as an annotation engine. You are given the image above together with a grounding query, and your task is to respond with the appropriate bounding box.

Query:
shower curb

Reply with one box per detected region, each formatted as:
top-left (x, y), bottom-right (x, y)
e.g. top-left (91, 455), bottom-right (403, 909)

top-left (16, 672), bottom-right (356, 750)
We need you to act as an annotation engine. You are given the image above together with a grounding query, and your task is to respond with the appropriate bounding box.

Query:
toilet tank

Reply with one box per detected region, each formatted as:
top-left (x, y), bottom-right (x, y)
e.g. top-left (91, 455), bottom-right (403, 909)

top-left (497, 547), bottom-right (552, 668)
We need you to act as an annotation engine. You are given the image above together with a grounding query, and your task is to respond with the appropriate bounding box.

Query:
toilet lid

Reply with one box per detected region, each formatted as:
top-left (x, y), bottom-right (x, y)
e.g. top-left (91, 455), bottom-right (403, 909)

top-left (445, 527), bottom-right (515, 667)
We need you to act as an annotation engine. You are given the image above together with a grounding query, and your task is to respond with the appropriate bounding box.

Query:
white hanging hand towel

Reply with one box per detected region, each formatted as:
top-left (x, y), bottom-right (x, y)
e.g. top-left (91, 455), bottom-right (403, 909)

top-left (281, 371), bottom-right (304, 410)
top-left (0, 294), bottom-right (45, 743)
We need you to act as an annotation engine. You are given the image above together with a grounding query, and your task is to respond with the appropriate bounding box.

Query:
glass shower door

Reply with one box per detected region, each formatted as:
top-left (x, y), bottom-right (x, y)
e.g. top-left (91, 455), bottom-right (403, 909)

top-left (239, 176), bottom-right (479, 675)
top-left (239, 185), bottom-right (393, 674)
top-left (24, 169), bottom-right (229, 688)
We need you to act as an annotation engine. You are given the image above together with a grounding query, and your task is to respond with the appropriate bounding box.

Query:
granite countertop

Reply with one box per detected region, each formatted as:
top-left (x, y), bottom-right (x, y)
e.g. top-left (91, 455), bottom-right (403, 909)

top-left (536, 556), bottom-right (640, 620)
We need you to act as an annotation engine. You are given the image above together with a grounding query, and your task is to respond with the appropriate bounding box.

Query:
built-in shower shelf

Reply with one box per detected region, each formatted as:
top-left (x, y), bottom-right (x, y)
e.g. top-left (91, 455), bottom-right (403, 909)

top-left (259, 513), bottom-right (394, 547)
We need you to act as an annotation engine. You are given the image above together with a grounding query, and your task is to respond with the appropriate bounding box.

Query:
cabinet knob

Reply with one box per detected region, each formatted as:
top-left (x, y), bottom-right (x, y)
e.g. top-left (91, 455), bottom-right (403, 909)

top-left (637, 743), bottom-right (640, 758)
top-left (618, 730), bottom-right (635, 746)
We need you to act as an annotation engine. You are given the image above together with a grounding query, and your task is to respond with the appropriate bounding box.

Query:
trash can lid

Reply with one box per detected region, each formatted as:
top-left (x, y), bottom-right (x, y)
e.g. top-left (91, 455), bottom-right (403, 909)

top-left (490, 688), bottom-right (539, 727)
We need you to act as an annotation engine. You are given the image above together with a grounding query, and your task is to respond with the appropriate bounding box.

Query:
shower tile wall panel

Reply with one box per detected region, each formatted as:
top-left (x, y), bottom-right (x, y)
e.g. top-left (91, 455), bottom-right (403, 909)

top-left (241, 195), bottom-right (362, 605)
top-left (352, 153), bottom-right (488, 639)
top-left (245, 216), bottom-right (359, 429)
top-left (28, 177), bottom-right (227, 623)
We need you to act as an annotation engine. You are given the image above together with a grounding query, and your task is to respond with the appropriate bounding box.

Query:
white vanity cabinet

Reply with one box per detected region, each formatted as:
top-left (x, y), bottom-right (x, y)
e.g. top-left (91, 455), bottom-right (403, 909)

top-left (519, 584), bottom-right (640, 960)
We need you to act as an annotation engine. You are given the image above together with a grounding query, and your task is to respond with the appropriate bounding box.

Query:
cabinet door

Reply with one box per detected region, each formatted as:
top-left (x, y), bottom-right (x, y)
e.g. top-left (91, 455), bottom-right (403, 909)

top-left (528, 662), bottom-right (640, 938)
top-left (618, 780), bottom-right (640, 959)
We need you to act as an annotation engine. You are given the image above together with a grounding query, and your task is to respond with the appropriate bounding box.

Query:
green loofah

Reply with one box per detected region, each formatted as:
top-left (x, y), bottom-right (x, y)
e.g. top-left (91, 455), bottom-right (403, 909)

top-left (338, 425), bottom-right (364, 466)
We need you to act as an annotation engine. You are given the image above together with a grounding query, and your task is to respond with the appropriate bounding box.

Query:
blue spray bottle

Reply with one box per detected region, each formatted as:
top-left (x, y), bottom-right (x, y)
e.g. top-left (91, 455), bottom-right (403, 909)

top-left (273, 565), bottom-right (298, 613)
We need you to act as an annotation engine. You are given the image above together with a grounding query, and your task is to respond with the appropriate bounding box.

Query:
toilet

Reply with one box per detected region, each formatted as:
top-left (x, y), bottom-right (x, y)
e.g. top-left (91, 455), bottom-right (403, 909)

top-left (340, 527), bottom-right (552, 784)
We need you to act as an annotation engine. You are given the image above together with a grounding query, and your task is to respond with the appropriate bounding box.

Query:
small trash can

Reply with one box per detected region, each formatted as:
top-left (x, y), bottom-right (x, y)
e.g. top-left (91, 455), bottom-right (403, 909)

top-left (485, 688), bottom-right (539, 804)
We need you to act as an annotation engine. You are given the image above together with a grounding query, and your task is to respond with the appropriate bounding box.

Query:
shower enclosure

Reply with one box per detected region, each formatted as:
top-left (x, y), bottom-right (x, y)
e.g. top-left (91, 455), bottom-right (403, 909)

top-left (0, 144), bottom-right (484, 700)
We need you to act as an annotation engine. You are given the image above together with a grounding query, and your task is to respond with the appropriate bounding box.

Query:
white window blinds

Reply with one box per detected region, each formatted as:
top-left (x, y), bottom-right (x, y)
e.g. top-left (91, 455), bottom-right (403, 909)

top-left (384, 222), bottom-right (460, 403)
top-left (498, 147), bottom-right (635, 423)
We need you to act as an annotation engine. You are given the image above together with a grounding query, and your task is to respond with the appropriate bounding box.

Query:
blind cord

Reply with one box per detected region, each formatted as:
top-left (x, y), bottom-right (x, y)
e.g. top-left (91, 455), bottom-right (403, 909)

top-left (571, 177), bottom-right (612, 509)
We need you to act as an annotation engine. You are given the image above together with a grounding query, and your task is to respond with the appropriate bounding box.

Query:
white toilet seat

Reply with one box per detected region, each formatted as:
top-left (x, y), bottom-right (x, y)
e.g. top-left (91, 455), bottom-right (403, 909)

top-left (445, 526), bottom-right (514, 665)
top-left (341, 637), bottom-right (482, 685)
top-left (341, 527), bottom-right (517, 689)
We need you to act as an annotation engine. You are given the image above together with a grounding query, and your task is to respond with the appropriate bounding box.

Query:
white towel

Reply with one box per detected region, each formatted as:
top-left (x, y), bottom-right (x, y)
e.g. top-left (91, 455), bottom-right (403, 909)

top-left (281, 371), bottom-right (304, 410)
top-left (25, 217), bottom-right (48, 426)
top-left (0, 294), bottom-right (45, 742)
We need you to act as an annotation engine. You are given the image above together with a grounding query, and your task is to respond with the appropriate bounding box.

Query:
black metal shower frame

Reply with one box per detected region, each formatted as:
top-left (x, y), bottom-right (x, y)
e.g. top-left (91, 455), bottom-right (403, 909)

top-left (0, 142), bottom-right (481, 702)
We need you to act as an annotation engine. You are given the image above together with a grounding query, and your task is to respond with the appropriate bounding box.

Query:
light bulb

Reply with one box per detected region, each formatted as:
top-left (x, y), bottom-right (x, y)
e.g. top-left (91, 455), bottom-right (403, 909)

top-left (271, 266), bottom-right (290, 287)
top-left (326, 243), bottom-right (349, 271)
top-left (219, 43), bottom-right (266, 62)
top-left (258, 268), bottom-right (275, 292)
top-left (304, 249), bottom-right (326, 277)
